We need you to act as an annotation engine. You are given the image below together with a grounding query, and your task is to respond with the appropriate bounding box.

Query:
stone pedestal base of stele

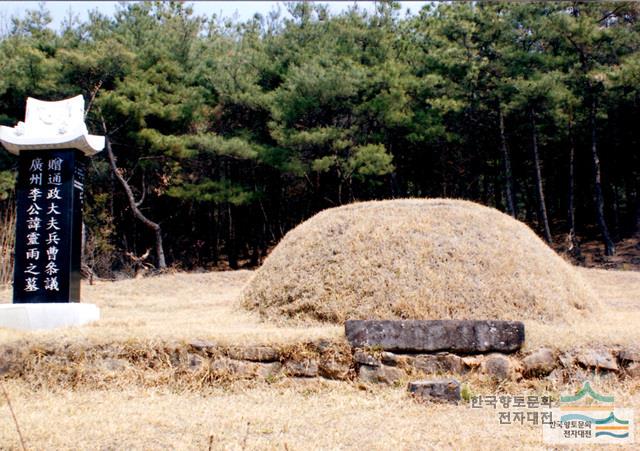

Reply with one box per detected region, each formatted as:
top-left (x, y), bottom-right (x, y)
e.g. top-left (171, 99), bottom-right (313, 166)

top-left (0, 303), bottom-right (100, 331)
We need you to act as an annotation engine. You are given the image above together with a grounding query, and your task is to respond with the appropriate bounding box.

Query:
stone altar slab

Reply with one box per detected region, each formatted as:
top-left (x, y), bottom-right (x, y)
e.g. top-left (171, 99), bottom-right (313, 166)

top-left (345, 319), bottom-right (525, 353)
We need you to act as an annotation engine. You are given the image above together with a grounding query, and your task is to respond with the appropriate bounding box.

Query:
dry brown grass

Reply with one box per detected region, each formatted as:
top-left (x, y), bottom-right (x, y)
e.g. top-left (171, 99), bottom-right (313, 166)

top-left (0, 271), bottom-right (341, 347)
top-left (1, 265), bottom-right (639, 352)
top-left (0, 266), bottom-right (638, 449)
top-left (1, 200), bottom-right (638, 450)
top-left (524, 267), bottom-right (640, 351)
top-left (0, 197), bottom-right (16, 286)
top-left (1, 378), bottom-right (639, 450)
top-left (242, 198), bottom-right (600, 324)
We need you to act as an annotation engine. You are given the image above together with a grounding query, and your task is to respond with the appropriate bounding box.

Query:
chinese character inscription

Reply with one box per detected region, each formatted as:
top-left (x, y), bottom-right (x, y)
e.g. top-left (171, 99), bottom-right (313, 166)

top-left (13, 150), bottom-right (84, 303)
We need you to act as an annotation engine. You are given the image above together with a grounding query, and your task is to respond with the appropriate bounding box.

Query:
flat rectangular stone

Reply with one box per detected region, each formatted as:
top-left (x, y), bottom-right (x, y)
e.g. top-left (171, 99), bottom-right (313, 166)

top-left (345, 320), bottom-right (524, 353)
top-left (226, 346), bottom-right (279, 362)
top-left (408, 379), bottom-right (461, 403)
top-left (284, 359), bottom-right (319, 377)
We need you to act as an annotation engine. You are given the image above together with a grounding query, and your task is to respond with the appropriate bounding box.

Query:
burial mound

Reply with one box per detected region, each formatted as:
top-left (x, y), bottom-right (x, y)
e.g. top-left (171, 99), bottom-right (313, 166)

top-left (241, 199), bottom-right (600, 324)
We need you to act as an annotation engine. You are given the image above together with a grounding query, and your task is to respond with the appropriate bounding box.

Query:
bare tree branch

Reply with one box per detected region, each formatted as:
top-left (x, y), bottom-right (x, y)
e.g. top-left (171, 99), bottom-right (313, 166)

top-left (84, 79), bottom-right (103, 120)
top-left (101, 116), bottom-right (167, 269)
top-left (135, 174), bottom-right (146, 208)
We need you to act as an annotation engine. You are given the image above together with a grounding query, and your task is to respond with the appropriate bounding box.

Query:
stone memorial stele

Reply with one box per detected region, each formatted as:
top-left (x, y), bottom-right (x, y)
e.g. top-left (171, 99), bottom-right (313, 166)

top-left (0, 95), bottom-right (102, 330)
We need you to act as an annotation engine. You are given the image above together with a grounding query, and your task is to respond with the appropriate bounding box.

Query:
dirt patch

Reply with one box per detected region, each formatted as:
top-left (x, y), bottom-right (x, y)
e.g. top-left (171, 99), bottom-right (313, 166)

top-left (567, 236), bottom-right (640, 271)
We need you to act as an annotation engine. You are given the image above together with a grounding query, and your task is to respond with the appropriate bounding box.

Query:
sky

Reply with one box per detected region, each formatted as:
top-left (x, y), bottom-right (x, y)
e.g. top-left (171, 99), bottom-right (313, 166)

top-left (1, 1), bottom-right (430, 29)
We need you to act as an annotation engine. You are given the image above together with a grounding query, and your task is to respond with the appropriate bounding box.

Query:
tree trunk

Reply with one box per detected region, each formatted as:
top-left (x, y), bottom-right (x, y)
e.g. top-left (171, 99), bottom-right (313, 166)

top-left (102, 125), bottom-right (167, 269)
top-left (634, 177), bottom-right (640, 237)
top-left (567, 117), bottom-right (579, 252)
top-left (589, 96), bottom-right (615, 256)
top-left (530, 109), bottom-right (553, 244)
top-left (499, 107), bottom-right (516, 217)
top-left (390, 171), bottom-right (399, 198)
top-left (612, 184), bottom-right (620, 236)
top-left (227, 203), bottom-right (238, 270)
top-left (635, 195), bottom-right (640, 238)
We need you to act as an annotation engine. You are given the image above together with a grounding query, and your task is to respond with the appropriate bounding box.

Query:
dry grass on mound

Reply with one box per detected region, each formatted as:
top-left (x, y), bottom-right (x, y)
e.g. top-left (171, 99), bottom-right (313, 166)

top-left (242, 198), bottom-right (601, 325)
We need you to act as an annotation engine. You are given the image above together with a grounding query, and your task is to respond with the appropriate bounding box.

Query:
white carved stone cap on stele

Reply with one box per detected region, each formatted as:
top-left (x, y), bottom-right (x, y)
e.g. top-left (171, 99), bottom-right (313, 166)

top-left (0, 95), bottom-right (105, 156)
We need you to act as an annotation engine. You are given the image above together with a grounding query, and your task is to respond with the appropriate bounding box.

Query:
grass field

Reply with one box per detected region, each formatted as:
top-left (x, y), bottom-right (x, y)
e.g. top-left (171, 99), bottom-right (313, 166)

top-left (1, 266), bottom-right (639, 351)
top-left (0, 270), bottom-right (343, 346)
top-left (1, 267), bottom-right (640, 449)
top-left (1, 377), bottom-right (637, 450)
top-left (2, 377), bottom-right (640, 450)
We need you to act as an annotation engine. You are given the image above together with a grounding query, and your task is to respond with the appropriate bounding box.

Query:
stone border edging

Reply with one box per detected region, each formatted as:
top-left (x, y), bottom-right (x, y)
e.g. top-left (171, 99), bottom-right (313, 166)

top-left (0, 340), bottom-right (638, 388)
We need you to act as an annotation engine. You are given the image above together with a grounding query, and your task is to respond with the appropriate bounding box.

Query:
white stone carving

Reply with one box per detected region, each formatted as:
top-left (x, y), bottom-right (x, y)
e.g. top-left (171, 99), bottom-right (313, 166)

top-left (0, 95), bottom-right (105, 156)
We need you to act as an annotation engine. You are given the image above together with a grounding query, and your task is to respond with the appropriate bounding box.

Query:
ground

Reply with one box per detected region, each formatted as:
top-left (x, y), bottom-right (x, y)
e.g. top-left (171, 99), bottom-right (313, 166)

top-left (2, 374), bottom-right (639, 449)
top-left (1, 267), bottom-right (639, 350)
top-left (571, 236), bottom-right (640, 272)
top-left (0, 379), bottom-right (552, 450)
top-left (0, 270), bottom-right (342, 346)
top-left (1, 266), bottom-right (640, 449)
